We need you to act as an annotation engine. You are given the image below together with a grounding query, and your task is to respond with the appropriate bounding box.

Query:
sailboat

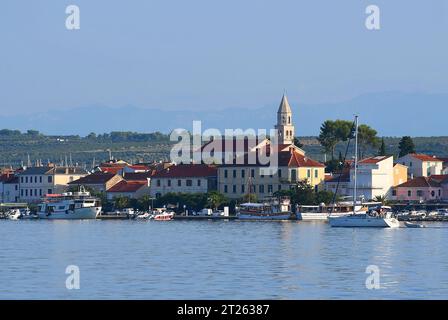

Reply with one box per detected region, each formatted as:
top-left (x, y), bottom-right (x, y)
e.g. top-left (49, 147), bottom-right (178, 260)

top-left (328, 116), bottom-right (399, 228)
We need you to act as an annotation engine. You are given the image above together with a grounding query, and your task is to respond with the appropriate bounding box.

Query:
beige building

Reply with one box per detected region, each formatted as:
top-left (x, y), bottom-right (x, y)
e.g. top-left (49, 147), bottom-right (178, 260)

top-left (19, 166), bottom-right (88, 202)
top-left (218, 146), bottom-right (325, 200)
top-left (150, 164), bottom-right (218, 197)
top-left (396, 153), bottom-right (443, 178)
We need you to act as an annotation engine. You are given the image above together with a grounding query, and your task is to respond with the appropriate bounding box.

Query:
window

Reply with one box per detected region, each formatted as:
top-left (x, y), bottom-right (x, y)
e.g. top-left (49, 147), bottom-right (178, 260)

top-left (48, 189), bottom-right (52, 194)
top-left (251, 169), bottom-right (255, 178)
top-left (241, 185), bottom-right (245, 194)
top-left (233, 170), bottom-right (236, 178)
top-left (439, 190), bottom-right (442, 197)
top-left (291, 169), bottom-right (297, 181)
top-left (39, 176), bottom-right (42, 183)
top-left (167, 180), bottom-right (171, 187)
top-left (431, 190), bottom-right (436, 197)
top-left (268, 185), bottom-right (273, 193)
top-left (224, 185), bottom-right (228, 193)
top-left (156, 179), bottom-right (161, 187)
top-left (392, 190), bottom-right (397, 196)
top-left (259, 185), bottom-right (265, 193)
top-left (232, 185), bottom-right (236, 193)
top-left (241, 170), bottom-right (245, 178)
top-left (186, 180), bottom-right (192, 187)
top-left (409, 162), bottom-right (413, 167)
top-left (417, 190), bottom-right (423, 197)
top-left (39, 189), bottom-right (42, 196)
top-left (178, 180), bottom-right (182, 187)
top-left (224, 170), bottom-right (228, 178)
top-left (48, 176), bottom-right (53, 183)
top-left (278, 185), bottom-right (281, 191)
top-left (197, 180), bottom-right (201, 186)
top-left (315, 170), bottom-right (318, 178)
top-left (307, 169), bottom-right (311, 178)
top-left (278, 169), bottom-right (282, 178)
top-left (25, 189), bottom-right (28, 196)
top-left (25, 177), bottom-right (28, 183)
top-left (21, 177), bottom-right (23, 183)
top-left (34, 189), bottom-right (37, 196)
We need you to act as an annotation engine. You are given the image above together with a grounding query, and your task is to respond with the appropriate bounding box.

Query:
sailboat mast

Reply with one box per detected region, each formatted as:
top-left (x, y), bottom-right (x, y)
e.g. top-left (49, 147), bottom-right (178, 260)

top-left (353, 115), bottom-right (359, 212)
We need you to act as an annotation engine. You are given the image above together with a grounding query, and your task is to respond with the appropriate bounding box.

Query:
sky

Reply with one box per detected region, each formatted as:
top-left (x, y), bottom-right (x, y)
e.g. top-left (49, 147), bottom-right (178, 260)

top-left (0, 1), bottom-right (447, 124)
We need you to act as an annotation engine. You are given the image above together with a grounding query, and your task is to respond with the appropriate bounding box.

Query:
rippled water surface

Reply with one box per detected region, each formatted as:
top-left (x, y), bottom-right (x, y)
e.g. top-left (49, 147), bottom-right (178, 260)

top-left (1, 220), bottom-right (448, 299)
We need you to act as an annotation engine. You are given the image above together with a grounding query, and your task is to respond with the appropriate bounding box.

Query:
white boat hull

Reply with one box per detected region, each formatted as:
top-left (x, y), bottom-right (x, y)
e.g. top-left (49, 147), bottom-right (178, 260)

top-left (37, 207), bottom-right (101, 220)
top-left (238, 213), bottom-right (291, 221)
top-left (329, 214), bottom-right (399, 228)
top-left (298, 212), bottom-right (353, 221)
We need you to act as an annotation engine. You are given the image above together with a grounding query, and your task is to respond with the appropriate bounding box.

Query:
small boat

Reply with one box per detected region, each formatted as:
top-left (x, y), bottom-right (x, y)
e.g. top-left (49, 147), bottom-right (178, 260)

top-left (405, 221), bottom-right (426, 228)
top-left (7, 209), bottom-right (22, 220)
top-left (150, 208), bottom-right (174, 221)
top-left (237, 197), bottom-right (292, 221)
top-left (136, 212), bottom-right (152, 219)
top-left (5, 208), bottom-right (38, 220)
top-left (153, 212), bottom-right (174, 221)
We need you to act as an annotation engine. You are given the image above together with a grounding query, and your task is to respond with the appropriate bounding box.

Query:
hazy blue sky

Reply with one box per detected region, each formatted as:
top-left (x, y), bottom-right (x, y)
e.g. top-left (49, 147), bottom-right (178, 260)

top-left (0, 0), bottom-right (447, 117)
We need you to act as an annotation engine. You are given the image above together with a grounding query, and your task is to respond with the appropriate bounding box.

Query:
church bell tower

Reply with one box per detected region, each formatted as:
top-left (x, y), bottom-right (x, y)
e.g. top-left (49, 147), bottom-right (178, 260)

top-left (274, 94), bottom-right (295, 145)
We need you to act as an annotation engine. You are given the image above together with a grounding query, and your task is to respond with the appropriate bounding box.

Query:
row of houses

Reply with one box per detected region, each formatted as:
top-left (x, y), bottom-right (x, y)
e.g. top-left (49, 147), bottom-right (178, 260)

top-left (2, 95), bottom-right (448, 205)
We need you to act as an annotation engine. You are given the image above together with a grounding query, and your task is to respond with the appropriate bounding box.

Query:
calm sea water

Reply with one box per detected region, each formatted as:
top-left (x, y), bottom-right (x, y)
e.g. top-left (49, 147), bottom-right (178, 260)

top-left (1, 219), bottom-right (448, 300)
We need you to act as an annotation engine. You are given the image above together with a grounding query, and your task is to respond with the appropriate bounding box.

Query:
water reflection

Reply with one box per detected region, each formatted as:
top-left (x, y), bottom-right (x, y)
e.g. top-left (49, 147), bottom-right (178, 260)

top-left (1, 220), bottom-right (448, 299)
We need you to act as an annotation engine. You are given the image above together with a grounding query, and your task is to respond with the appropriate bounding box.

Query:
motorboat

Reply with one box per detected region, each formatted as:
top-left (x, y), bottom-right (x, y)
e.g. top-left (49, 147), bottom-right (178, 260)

top-left (37, 188), bottom-right (101, 219)
top-left (237, 197), bottom-right (292, 221)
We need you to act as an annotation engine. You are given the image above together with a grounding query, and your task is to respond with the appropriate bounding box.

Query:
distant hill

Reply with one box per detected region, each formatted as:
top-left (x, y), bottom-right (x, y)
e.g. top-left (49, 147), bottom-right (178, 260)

top-left (1, 129), bottom-right (448, 168)
top-left (0, 91), bottom-right (447, 136)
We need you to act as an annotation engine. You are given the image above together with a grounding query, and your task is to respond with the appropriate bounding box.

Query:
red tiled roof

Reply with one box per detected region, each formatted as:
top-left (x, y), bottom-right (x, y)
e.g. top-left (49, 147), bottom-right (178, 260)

top-left (359, 155), bottom-right (392, 164)
top-left (409, 153), bottom-right (443, 162)
top-left (221, 149), bottom-right (324, 168)
top-left (68, 172), bottom-right (117, 185)
top-left (286, 151), bottom-right (325, 167)
top-left (123, 172), bottom-right (153, 181)
top-left (108, 180), bottom-right (146, 193)
top-left (396, 177), bottom-right (441, 188)
top-left (153, 164), bottom-right (217, 178)
top-left (429, 175), bottom-right (448, 184)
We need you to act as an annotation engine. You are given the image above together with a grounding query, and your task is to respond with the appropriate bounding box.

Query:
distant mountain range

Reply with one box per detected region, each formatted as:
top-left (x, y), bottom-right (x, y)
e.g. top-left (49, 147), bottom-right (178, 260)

top-left (0, 92), bottom-right (447, 137)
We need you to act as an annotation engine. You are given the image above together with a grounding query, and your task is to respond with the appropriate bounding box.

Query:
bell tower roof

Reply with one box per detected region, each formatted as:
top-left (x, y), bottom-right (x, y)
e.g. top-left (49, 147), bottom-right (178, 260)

top-left (277, 94), bottom-right (292, 114)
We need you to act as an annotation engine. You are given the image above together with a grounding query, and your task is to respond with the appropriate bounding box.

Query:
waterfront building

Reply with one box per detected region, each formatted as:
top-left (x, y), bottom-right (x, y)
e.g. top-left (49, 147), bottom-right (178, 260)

top-left (325, 156), bottom-right (407, 201)
top-left (218, 146), bottom-right (325, 200)
top-left (0, 173), bottom-right (19, 203)
top-left (18, 166), bottom-right (88, 203)
top-left (393, 176), bottom-right (446, 202)
top-left (396, 153), bottom-right (443, 178)
top-left (150, 164), bottom-right (217, 198)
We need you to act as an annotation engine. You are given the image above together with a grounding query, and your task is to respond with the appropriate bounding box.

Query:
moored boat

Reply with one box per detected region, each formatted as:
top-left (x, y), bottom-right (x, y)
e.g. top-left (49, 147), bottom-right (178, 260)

top-left (37, 188), bottom-right (101, 220)
top-left (237, 197), bottom-right (292, 221)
